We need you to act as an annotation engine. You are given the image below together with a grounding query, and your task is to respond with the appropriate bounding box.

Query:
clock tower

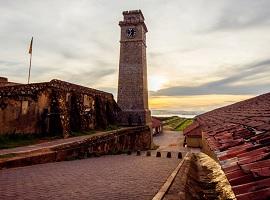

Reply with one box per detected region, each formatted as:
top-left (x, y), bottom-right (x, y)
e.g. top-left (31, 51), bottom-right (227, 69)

top-left (117, 10), bottom-right (151, 126)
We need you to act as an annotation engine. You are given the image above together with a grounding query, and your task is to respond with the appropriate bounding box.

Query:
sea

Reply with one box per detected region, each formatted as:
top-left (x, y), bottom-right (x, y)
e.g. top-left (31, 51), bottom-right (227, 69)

top-left (151, 110), bottom-right (201, 119)
top-left (152, 114), bottom-right (196, 119)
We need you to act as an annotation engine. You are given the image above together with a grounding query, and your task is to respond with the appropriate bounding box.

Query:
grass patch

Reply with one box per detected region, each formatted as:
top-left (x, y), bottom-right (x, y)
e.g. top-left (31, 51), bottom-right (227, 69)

top-left (105, 124), bottom-right (120, 131)
top-left (0, 134), bottom-right (40, 149)
top-left (70, 130), bottom-right (96, 137)
top-left (162, 116), bottom-right (193, 131)
top-left (164, 116), bottom-right (185, 129)
top-left (70, 125), bottom-right (120, 137)
top-left (175, 119), bottom-right (194, 131)
top-left (0, 153), bottom-right (17, 159)
top-left (0, 134), bottom-right (61, 150)
top-left (163, 116), bottom-right (179, 124)
top-left (0, 124), bottom-right (120, 150)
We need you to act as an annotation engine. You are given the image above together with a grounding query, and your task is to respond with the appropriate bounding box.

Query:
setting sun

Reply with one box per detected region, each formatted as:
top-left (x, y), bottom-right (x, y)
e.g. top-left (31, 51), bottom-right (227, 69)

top-left (149, 75), bottom-right (168, 91)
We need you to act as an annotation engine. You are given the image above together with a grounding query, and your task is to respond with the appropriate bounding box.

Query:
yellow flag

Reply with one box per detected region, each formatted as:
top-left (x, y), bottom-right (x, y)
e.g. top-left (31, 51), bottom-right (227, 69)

top-left (28, 37), bottom-right (33, 54)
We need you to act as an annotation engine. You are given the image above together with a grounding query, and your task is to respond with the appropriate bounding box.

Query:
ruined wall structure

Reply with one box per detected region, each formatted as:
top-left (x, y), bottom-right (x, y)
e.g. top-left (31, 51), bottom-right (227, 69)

top-left (0, 79), bottom-right (120, 137)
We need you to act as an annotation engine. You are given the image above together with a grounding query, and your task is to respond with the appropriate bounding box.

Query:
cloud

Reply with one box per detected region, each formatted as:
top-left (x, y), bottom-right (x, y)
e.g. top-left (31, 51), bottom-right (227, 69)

top-left (0, 60), bottom-right (21, 67)
top-left (209, 0), bottom-right (270, 31)
top-left (1, 0), bottom-right (270, 111)
top-left (65, 68), bottom-right (116, 86)
top-left (97, 87), bottom-right (117, 97)
top-left (152, 59), bottom-right (270, 96)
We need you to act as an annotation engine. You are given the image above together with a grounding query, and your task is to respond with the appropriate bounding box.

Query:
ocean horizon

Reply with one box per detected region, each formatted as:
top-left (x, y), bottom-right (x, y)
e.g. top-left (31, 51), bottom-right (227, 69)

top-left (151, 110), bottom-right (203, 119)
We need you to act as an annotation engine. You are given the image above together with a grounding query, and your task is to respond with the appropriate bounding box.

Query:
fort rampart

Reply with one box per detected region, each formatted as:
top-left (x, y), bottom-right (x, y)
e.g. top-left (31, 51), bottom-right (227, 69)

top-left (0, 79), bottom-right (120, 137)
top-left (0, 126), bottom-right (152, 169)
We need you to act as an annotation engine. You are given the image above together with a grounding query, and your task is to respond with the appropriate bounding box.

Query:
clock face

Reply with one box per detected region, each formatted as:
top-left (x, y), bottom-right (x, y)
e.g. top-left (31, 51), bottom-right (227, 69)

top-left (126, 28), bottom-right (136, 38)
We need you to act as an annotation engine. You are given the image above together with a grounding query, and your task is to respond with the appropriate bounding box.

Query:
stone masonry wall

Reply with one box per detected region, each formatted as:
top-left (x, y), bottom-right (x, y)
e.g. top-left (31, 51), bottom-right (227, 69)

top-left (0, 126), bottom-right (152, 169)
top-left (54, 126), bottom-right (152, 159)
top-left (0, 80), bottom-right (120, 137)
top-left (0, 77), bottom-right (20, 87)
top-left (117, 10), bottom-right (151, 126)
top-left (0, 82), bottom-right (51, 135)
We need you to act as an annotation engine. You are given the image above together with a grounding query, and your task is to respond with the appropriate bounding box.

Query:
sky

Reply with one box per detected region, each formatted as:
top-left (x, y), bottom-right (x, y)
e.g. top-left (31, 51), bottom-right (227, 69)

top-left (1, 0), bottom-right (270, 113)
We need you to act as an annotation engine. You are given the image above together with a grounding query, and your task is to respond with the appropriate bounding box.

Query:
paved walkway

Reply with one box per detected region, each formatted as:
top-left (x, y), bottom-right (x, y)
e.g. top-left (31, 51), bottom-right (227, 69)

top-left (0, 155), bottom-right (180, 200)
top-left (0, 128), bottom-right (188, 200)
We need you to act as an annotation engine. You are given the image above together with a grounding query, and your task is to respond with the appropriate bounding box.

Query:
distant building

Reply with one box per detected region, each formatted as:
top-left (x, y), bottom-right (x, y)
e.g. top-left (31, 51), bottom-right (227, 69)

top-left (0, 79), bottom-right (119, 137)
top-left (183, 121), bottom-right (202, 147)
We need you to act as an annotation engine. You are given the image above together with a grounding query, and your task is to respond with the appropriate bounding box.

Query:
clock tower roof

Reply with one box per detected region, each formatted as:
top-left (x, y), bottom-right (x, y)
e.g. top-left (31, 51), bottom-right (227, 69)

top-left (119, 9), bottom-right (148, 32)
top-left (122, 10), bottom-right (145, 20)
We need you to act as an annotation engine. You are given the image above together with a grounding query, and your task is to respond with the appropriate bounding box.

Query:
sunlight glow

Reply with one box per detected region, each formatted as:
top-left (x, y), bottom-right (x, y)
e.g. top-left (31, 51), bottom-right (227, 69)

top-left (149, 95), bottom-right (254, 111)
top-left (149, 75), bottom-right (168, 91)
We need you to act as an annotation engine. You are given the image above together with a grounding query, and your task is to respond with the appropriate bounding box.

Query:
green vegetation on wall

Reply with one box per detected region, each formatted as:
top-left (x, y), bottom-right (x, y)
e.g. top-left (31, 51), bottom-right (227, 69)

top-left (0, 134), bottom-right (42, 149)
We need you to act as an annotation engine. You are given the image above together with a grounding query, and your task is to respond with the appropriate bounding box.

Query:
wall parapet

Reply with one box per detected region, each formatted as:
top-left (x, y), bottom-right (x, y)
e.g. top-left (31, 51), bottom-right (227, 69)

top-left (0, 79), bottom-right (114, 100)
top-left (0, 126), bottom-right (152, 169)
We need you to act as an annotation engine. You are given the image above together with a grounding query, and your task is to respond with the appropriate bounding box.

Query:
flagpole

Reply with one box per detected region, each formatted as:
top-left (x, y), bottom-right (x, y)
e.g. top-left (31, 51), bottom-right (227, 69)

top-left (27, 52), bottom-right (32, 84)
top-left (27, 37), bottom-right (33, 84)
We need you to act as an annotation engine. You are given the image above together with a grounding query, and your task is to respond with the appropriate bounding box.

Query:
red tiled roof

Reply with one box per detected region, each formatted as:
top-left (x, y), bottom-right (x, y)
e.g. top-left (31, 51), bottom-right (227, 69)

top-left (251, 167), bottom-right (270, 177)
top-left (185, 92), bottom-right (270, 199)
top-left (183, 121), bottom-right (201, 137)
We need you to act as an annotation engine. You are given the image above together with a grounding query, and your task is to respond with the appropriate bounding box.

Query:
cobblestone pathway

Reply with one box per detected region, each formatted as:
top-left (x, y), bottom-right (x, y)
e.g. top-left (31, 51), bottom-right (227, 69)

top-left (0, 155), bottom-right (180, 200)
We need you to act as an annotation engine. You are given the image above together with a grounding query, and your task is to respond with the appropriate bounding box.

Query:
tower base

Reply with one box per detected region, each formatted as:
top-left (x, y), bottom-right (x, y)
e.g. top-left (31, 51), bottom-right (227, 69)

top-left (118, 110), bottom-right (151, 126)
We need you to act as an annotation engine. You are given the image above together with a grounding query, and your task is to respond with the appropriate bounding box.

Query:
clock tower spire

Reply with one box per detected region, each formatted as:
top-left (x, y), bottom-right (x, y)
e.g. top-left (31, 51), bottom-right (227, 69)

top-left (117, 10), bottom-right (151, 126)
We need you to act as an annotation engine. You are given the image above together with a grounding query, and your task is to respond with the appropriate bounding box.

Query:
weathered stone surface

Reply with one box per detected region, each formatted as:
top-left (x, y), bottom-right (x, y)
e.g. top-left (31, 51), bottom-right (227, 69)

top-left (185, 153), bottom-right (236, 200)
top-left (0, 79), bottom-right (120, 137)
top-left (0, 77), bottom-right (8, 82)
top-left (0, 155), bottom-right (179, 200)
top-left (0, 76), bottom-right (19, 87)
